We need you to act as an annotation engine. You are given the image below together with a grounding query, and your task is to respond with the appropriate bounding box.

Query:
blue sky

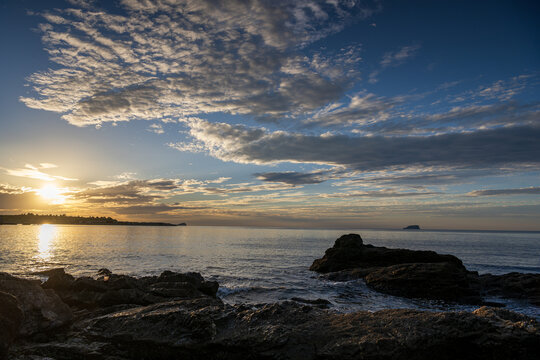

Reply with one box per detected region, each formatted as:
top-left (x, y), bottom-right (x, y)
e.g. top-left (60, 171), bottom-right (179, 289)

top-left (0, 0), bottom-right (539, 230)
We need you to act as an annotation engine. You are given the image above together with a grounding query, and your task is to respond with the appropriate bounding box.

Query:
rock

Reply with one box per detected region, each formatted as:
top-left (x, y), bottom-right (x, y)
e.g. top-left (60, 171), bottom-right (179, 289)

top-left (154, 271), bottom-right (219, 297)
top-left (334, 233), bottom-right (363, 248)
top-left (0, 291), bottom-right (23, 358)
top-left (31, 267), bottom-right (68, 277)
top-left (310, 234), bottom-right (464, 273)
top-left (4, 268), bottom-right (539, 360)
top-left (364, 262), bottom-right (482, 304)
top-left (479, 272), bottom-right (540, 306)
top-left (41, 269), bottom-right (219, 309)
top-left (0, 273), bottom-right (73, 336)
top-left (96, 268), bottom-right (112, 277)
top-left (68, 301), bottom-right (540, 359)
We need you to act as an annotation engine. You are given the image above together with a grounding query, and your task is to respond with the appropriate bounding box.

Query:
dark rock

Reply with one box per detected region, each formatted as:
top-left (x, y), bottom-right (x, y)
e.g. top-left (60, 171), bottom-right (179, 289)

top-left (319, 267), bottom-right (382, 281)
top-left (155, 270), bottom-right (219, 297)
top-left (31, 267), bottom-right (68, 277)
top-left (97, 268), bottom-right (112, 277)
top-left (42, 269), bottom-right (75, 290)
top-left (41, 269), bottom-right (219, 310)
top-left (5, 268), bottom-right (540, 360)
top-left (310, 234), bottom-right (464, 273)
top-left (290, 297), bottom-right (331, 307)
top-left (0, 291), bottom-right (23, 358)
top-left (365, 262), bottom-right (483, 304)
top-left (334, 233), bottom-right (363, 248)
top-left (404, 225), bottom-right (421, 229)
top-left (479, 272), bottom-right (540, 306)
top-left (0, 273), bottom-right (73, 336)
top-left (66, 302), bottom-right (540, 360)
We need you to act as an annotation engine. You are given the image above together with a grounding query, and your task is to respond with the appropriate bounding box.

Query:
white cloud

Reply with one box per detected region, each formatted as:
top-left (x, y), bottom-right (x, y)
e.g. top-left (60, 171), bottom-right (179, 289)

top-left (21, 0), bottom-right (378, 126)
top-left (1, 164), bottom-right (77, 182)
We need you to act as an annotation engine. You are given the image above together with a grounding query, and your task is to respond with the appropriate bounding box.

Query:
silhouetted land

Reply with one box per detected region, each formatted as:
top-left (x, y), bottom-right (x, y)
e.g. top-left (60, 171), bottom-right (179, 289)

top-left (0, 213), bottom-right (183, 226)
top-left (403, 225), bottom-right (421, 230)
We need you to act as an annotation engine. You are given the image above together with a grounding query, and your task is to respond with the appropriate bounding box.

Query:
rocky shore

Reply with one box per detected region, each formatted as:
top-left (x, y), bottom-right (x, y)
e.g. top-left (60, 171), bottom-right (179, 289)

top-left (1, 234), bottom-right (539, 359)
top-left (311, 234), bottom-right (540, 306)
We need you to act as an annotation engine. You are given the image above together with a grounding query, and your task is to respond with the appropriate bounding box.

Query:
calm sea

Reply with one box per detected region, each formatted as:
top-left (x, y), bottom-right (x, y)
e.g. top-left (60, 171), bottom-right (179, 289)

top-left (1, 225), bottom-right (539, 318)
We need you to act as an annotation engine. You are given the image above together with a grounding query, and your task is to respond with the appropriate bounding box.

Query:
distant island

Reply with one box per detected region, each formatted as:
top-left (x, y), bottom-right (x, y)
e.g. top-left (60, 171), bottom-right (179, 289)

top-left (403, 225), bottom-right (421, 230)
top-left (0, 213), bottom-right (186, 227)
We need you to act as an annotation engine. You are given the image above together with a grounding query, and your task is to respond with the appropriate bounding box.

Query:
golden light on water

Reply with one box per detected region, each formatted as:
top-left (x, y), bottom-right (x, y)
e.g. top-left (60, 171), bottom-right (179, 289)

top-left (38, 224), bottom-right (57, 260)
top-left (36, 184), bottom-right (66, 204)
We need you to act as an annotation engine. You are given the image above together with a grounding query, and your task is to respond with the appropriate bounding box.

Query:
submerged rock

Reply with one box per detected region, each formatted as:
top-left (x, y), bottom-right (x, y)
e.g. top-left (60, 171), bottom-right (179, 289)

top-left (365, 262), bottom-right (482, 304)
top-left (310, 233), bottom-right (463, 273)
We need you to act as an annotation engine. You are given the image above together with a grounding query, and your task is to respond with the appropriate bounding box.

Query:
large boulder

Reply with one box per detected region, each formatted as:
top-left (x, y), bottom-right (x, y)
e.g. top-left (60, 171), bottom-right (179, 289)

top-left (310, 234), bottom-right (464, 273)
top-left (0, 273), bottom-right (73, 336)
top-left (364, 262), bottom-right (482, 304)
top-left (0, 291), bottom-right (23, 358)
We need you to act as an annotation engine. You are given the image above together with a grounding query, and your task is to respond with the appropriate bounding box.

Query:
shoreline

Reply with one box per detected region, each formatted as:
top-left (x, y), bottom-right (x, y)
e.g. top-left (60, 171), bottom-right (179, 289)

top-left (1, 234), bottom-right (539, 359)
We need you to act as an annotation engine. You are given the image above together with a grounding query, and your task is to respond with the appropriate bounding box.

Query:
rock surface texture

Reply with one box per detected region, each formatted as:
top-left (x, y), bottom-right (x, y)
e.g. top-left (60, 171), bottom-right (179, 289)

top-left (5, 274), bottom-right (540, 360)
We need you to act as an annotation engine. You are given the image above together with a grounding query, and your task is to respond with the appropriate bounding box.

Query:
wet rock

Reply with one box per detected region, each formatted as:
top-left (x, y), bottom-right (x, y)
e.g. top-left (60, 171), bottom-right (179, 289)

top-left (479, 272), bottom-right (540, 306)
top-left (310, 234), bottom-right (464, 273)
top-left (364, 262), bottom-right (483, 304)
top-left (0, 273), bottom-right (73, 336)
top-left (0, 291), bottom-right (23, 358)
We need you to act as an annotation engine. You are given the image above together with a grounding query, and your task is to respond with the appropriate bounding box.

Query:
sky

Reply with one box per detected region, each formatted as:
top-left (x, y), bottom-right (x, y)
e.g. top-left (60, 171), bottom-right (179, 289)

top-left (0, 0), bottom-right (539, 230)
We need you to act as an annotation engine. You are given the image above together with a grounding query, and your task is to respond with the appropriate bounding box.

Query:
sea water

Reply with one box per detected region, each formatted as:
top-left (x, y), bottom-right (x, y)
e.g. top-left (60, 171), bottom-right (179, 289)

top-left (1, 225), bottom-right (539, 318)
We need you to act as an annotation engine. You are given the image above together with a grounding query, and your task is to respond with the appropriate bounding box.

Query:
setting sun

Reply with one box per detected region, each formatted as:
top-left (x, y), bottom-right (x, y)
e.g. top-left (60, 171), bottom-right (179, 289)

top-left (37, 184), bottom-right (65, 204)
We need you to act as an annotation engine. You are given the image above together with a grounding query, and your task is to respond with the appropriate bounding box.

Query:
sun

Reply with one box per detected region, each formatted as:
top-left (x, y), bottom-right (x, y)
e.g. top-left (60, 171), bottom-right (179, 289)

top-left (37, 184), bottom-right (66, 204)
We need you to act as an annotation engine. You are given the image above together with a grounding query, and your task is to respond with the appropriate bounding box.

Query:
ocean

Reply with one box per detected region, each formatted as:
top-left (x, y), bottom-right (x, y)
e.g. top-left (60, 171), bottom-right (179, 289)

top-left (1, 224), bottom-right (539, 319)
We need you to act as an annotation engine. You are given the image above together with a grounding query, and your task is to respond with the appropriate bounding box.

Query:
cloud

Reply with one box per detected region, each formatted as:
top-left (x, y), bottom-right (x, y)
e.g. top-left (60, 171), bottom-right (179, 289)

top-left (255, 170), bottom-right (331, 185)
top-left (109, 204), bottom-right (206, 215)
top-left (305, 92), bottom-right (397, 127)
top-left (174, 118), bottom-right (540, 172)
top-left (20, 0), bottom-right (378, 126)
top-left (362, 101), bottom-right (540, 136)
top-left (380, 44), bottom-right (421, 68)
top-left (1, 164), bottom-right (77, 182)
top-left (148, 123), bottom-right (164, 134)
top-left (322, 189), bottom-right (440, 198)
top-left (467, 187), bottom-right (540, 197)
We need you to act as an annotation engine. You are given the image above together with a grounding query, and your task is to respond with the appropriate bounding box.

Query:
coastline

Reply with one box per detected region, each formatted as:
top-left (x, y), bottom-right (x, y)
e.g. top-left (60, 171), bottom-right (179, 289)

top-left (1, 234), bottom-right (539, 359)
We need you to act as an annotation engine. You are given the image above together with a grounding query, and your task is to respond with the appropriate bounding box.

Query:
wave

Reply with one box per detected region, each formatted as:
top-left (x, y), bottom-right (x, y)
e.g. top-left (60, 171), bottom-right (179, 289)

top-left (470, 263), bottom-right (540, 274)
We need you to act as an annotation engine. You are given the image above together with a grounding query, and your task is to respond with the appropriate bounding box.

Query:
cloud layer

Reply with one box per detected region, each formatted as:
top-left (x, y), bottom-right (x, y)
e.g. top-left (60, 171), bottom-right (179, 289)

top-left (21, 0), bottom-right (377, 126)
top-left (173, 118), bottom-right (540, 171)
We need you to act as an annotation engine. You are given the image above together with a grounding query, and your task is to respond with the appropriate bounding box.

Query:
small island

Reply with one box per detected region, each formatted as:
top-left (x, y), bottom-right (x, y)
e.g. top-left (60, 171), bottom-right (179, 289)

top-left (0, 213), bottom-right (185, 227)
top-left (403, 225), bottom-right (421, 230)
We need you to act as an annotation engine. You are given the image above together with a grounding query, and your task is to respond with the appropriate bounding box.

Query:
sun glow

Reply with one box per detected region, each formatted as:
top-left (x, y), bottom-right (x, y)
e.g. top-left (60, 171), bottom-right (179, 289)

top-left (37, 184), bottom-right (66, 204)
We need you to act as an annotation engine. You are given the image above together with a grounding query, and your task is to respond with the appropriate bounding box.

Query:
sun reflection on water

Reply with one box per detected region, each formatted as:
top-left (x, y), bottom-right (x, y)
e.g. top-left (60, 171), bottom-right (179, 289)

top-left (38, 224), bottom-right (57, 260)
